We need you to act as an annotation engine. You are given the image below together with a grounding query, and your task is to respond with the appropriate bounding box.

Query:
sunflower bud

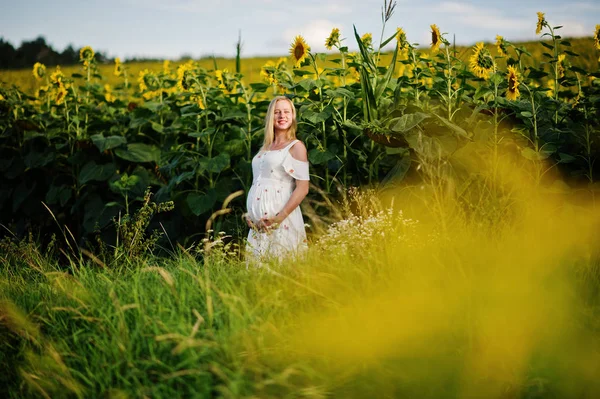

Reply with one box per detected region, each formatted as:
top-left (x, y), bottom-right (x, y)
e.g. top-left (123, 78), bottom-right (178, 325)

top-left (32, 62), bottom-right (46, 81)
top-left (79, 46), bottom-right (95, 62)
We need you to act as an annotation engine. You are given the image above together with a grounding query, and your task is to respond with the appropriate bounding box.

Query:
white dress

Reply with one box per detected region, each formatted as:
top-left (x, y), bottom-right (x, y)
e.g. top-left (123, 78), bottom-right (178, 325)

top-left (246, 140), bottom-right (310, 262)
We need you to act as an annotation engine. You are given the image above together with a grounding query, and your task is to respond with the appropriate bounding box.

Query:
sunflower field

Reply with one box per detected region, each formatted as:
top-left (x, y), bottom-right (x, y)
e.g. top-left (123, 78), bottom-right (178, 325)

top-left (1, 13), bottom-right (599, 247)
top-left (1, 5), bottom-right (600, 398)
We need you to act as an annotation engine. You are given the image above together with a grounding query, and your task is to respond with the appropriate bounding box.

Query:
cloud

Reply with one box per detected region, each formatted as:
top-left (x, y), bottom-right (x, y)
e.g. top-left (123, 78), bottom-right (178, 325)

top-left (554, 2), bottom-right (600, 13)
top-left (284, 19), bottom-right (344, 53)
top-left (127, 0), bottom-right (355, 15)
top-left (434, 1), bottom-right (530, 31)
top-left (555, 21), bottom-right (589, 37)
top-left (285, 0), bottom-right (355, 15)
top-left (124, 0), bottom-right (236, 13)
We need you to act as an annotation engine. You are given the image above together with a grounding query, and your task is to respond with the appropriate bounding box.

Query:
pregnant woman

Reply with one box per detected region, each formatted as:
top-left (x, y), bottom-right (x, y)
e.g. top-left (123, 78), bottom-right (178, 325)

top-left (245, 96), bottom-right (310, 262)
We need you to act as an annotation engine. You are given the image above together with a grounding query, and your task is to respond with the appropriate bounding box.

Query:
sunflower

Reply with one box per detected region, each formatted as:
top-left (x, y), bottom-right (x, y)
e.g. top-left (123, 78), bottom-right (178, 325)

top-left (557, 54), bottom-right (566, 78)
top-left (163, 60), bottom-right (171, 74)
top-left (495, 35), bottom-right (508, 57)
top-left (289, 35), bottom-right (310, 68)
top-left (396, 27), bottom-right (408, 50)
top-left (469, 42), bottom-right (494, 79)
top-left (260, 61), bottom-right (277, 85)
top-left (0, 94), bottom-right (4, 101)
top-left (325, 28), bottom-right (341, 50)
top-left (138, 69), bottom-right (160, 92)
top-left (50, 66), bottom-right (64, 86)
top-left (79, 46), bottom-right (95, 62)
top-left (177, 62), bottom-right (195, 91)
top-left (347, 52), bottom-right (359, 62)
top-left (419, 76), bottom-right (434, 88)
top-left (536, 12), bottom-right (546, 35)
top-left (55, 82), bottom-right (67, 105)
top-left (104, 84), bottom-right (116, 103)
top-left (215, 68), bottom-right (234, 92)
top-left (191, 95), bottom-right (206, 110)
top-left (114, 57), bottom-right (123, 76)
top-left (215, 69), bottom-right (225, 88)
top-left (429, 24), bottom-right (442, 53)
top-left (360, 33), bottom-right (373, 49)
top-left (546, 78), bottom-right (555, 97)
top-left (506, 66), bottom-right (520, 101)
top-left (35, 85), bottom-right (49, 99)
top-left (594, 25), bottom-right (600, 50)
top-left (33, 62), bottom-right (46, 81)
top-left (276, 57), bottom-right (287, 69)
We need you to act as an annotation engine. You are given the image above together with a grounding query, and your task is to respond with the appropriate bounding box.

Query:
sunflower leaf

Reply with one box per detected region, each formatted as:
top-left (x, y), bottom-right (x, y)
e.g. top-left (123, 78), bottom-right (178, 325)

top-left (489, 73), bottom-right (503, 85)
top-left (297, 79), bottom-right (317, 92)
top-left (430, 113), bottom-right (471, 140)
top-left (79, 161), bottom-right (116, 184)
top-left (325, 88), bottom-right (355, 99)
top-left (558, 153), bottom-right (576, 163)
top-left (249, 83), bottom-right (269, 92)
top-left (187, 190), bottom-right (217, 216)
top-left (308, 149), bottom-right (336, 165)
top-left (142, 101), bottom-right (163, 112)
top-left (521, 147), bottom-right (550, 161)
top-left (199, 153), bottom-right (230, 173)
top-left (292, 70), bottom-right (313, 77)
top-left (374, 40), bottom-right (399, 101)
top-left (114, 144), bottom-right (161, 163)
top-left (151, 122), bottom-right (164, 133)
top-left (353, 25), bottom-right (376, 73)
top-left (390, 112), bottom-right (430, 133)
top-left (379, 31), bottom-right (398, 49)
top-left (526, 69), bottom-right (548, 79)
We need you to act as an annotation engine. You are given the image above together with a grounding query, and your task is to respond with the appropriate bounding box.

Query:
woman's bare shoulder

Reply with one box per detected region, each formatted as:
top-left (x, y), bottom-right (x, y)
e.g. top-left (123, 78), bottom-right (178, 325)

top-left (289, 140), bottom-right (308, 162)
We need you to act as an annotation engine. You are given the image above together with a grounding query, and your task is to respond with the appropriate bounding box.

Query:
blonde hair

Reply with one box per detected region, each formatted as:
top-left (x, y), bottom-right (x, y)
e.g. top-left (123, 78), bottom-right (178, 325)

top-left (261, 96), bottom-right (297, 150)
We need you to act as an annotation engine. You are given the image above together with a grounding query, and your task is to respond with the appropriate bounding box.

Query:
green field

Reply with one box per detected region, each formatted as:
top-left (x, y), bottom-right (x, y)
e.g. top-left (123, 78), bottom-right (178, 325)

top-left (2, 37), bottom-right (598, 97)
top-left (2, 12), bottom-right (600, 398)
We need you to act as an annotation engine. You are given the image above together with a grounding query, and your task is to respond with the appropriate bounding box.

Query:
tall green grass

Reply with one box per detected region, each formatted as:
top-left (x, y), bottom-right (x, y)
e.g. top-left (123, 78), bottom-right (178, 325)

top-left (2, 145), bottom-right (600, 398)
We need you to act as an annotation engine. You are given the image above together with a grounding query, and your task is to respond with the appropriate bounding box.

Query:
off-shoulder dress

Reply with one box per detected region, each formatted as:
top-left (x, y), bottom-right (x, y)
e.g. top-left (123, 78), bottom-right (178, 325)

top-left (245, 140), bottom-right (309, 261)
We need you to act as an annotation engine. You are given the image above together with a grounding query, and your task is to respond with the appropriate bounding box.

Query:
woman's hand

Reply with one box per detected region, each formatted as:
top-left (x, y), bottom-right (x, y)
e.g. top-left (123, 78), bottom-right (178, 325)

top-left (258, 212), bottom-right (285, 232)
top-left (245, 213), bottom-right (277, 233)
top-left (244, 214), bottom-right (257, 230)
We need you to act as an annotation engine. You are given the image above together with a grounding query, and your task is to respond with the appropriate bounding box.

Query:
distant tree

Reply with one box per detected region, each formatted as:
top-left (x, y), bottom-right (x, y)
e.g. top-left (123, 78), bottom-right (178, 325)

top-left (13, 36), bottom-right (61, 68)
top-left (0, 35), bottom-right (170, 69)
top-left (178, 53), bottom-right (194, 61)
top-left (0, 38), bottom-right (16, 69)
top-left (61, 45), bottom-right (78, 64)
top-left (94, 50), bottom-right (109, 64)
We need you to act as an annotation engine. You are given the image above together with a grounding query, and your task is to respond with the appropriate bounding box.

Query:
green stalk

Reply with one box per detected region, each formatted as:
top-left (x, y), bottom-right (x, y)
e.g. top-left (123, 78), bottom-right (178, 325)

top-left (410, 47), bottom-right (421, 105)
top-left (444, 45), bottom-right (453, 121)
top-left (492, 70), bottom-right (500, 186)
top-left (524, 85), bottom-right (542, 185)
top-left (194, 113), bottom-right (201, 190)
top-left (310, 53), bottom-right (330, 190)
top-left (550, 26), bottom-right (559, 120)
top-left (340, 49), bottom-right (348, 187)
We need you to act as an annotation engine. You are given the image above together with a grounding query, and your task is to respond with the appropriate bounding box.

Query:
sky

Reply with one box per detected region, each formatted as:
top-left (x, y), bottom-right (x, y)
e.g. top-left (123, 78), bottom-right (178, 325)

top-left (1, 0), bottom-right (599, 60)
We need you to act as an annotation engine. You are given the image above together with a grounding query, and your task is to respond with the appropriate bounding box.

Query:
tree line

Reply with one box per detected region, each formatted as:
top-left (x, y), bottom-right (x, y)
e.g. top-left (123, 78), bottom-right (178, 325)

top-left (0, 36), bottom-right (211, 71)
top-left (0, 36), bottom-right (112, 70)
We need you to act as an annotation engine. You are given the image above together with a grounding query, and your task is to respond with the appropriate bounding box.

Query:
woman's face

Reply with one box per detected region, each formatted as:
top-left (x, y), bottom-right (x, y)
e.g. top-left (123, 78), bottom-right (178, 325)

top-left (273, 100), bottom-right (293, 132)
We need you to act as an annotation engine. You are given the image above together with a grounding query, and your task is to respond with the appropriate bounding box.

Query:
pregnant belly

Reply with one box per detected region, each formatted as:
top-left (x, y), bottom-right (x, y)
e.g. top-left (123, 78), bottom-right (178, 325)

top-left (246, 184), bottom-right (291, 223)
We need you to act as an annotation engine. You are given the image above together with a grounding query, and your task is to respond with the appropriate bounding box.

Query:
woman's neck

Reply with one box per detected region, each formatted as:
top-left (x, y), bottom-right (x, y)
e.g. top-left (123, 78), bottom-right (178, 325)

top-left (272, 130), bottom-right (289, 145)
